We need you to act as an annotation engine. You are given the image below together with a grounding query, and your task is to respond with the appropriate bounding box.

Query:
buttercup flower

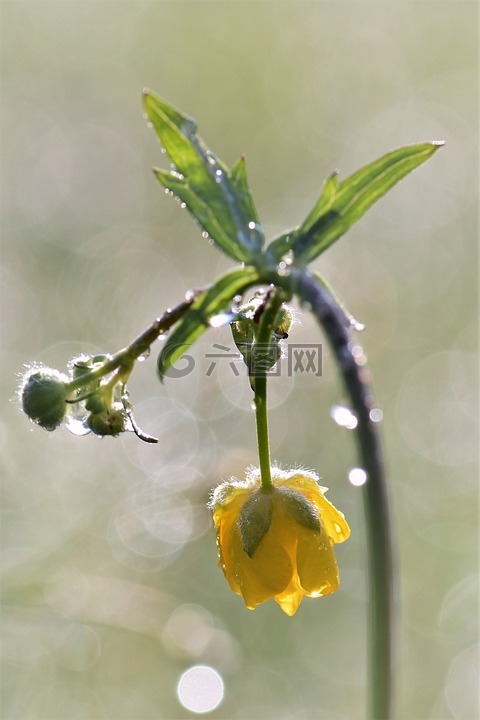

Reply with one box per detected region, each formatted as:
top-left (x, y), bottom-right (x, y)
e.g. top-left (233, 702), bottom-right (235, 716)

top-left (210, 466), bottom-right (350, 616)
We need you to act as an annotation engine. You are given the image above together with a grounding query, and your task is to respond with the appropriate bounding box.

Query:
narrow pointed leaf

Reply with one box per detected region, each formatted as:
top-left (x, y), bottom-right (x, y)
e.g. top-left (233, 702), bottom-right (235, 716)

top-left (158, 266), bottom-right (261, 378)
top-left (144, 90), bottom-right (264, 262)
top-left (300, 171), bottom-right (339, 235)
top-left (230, 155), bottom-right (261, 226)
top-left (291, 141), bottom-right (444, 263)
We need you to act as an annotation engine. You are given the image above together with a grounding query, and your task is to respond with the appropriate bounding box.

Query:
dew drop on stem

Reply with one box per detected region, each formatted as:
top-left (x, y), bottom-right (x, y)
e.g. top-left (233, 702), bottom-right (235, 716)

top-left (330, 405), bottom-right (358, 430)
top-left (65, 415), bottom-right (91, 437)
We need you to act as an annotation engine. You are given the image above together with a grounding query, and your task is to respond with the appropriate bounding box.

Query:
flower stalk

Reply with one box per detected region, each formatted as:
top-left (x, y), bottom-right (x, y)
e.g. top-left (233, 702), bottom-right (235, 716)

top-left (251, 288), bottom-right (290, 492)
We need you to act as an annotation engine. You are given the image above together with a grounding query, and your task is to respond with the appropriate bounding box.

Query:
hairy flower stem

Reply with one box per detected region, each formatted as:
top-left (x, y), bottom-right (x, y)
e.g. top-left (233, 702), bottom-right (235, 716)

top-left (65, 290), bottom-right (203, 395)
top-left (252, 288), bottom-right (290, 492)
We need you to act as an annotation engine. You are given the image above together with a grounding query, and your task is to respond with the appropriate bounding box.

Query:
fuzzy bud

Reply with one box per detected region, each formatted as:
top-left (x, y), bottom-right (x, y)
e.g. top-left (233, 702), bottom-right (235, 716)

top-left (20, 367), bottom-right (69, 431)
top-left (86, 407), bottom-right (126, 437)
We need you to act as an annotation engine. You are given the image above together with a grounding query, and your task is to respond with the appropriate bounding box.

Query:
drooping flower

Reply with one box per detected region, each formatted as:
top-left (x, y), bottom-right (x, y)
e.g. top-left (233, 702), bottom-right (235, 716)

top-left (210, 466), bottom-right (350, 616)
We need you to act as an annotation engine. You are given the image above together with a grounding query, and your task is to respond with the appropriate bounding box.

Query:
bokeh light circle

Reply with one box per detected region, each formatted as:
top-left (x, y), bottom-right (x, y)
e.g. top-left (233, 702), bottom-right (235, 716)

top-left (177, 665), bottom-right (224, 714)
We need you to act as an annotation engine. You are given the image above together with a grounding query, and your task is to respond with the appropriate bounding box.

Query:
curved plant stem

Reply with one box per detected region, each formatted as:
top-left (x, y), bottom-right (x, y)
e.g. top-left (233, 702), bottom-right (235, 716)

top-left (66, 289), bottom-right (203, 394)
top-left (275, 268), bottom-right (394, 720)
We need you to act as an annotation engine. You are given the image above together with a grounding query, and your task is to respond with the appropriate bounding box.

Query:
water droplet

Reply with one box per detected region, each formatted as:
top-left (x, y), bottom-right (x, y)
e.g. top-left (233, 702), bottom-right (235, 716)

top-left (330, 405), bottom-right (358, 430)
top-left (250, 399), bottom-right (257, 411)
top-left (351, 318), bottom-right (366, 332)
top-left (248, 221), bottom-right (256, 230)
top-left (351, 344), bottom-right (367, 366)
top-left (348, 467), bottom-right (367, 486)
top-left (65, 416), bottom-right (91, 437)
top-left (160, 147), bottom-right (167, 154)
top-left (137, 349), bottom-right (150, 362)
top-left (210, 313), bottom-right (237, 328)
top-left (369, 408), bottom-right (383, 423)
top-left (206, 152), bottom-right (217, 166)
top-left (182, 117), bottom-right (198, 137)
top-left (283, 250), bottom-right (294, 266)
top-left (180, 202), bottom-right (186, 209)
top-left (208, 238), bottom-right (214, 246)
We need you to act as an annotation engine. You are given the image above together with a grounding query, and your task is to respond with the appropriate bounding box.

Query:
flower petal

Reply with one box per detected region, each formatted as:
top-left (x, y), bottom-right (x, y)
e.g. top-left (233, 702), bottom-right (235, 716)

top-left (296, 526), bottom-right (340, 596)
top-left (274, 578), bottom-right (305, 616)
top-left (280, 471), bottom-right (350, 544)
top-left (214, 490), bottom-right (251, 595)
top-left (236, 521), bottom-right (293, 609)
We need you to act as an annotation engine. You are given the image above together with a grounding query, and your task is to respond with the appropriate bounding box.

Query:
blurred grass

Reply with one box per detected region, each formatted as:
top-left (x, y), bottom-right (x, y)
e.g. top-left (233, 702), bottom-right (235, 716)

top-left (1, 2), bottom-right (478, 719)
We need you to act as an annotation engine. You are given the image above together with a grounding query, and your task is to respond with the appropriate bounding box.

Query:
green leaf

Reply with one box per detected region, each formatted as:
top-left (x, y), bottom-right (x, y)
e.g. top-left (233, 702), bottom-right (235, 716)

top-left (290, 142), bottom-right (444, 263)
top-left (143, 90), bottom-right (264, 263)
top-left (265, 227), bottom-right (298, 263)
top-left (157, 266), bottom-right (261, 378)
top-left (230, 155), bottom-right (261, 226)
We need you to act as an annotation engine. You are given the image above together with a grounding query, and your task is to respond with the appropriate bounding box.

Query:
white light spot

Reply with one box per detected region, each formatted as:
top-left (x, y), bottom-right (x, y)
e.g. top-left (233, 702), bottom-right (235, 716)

top-left (248, 221), bottom-right (256, 230)
top-left (348, 467), bottom-right (368, 486)
top-left (177, 665), bottom-right (224, 714)
top-left (351, 344), bottom-right (367, 365)
top-left (369, 408), bottom-right (383, 423)
top-left (330, 405), bottom-right (358, 430)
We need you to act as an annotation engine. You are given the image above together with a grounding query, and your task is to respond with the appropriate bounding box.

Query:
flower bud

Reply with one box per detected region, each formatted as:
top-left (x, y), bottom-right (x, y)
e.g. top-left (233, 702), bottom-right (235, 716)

top-left (86, 406), bottom-right (126, 437)
top-left (84, 394), bottom-right (105, 414)
top-left (20, 367), bottom-right (69, 431)
top-left (274, 304), bottom-right (295, 339)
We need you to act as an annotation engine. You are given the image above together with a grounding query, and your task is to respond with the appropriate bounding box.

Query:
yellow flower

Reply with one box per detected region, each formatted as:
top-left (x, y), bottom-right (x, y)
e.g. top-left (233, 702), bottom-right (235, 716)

top-left (210, 466), bottom-right (350, 616)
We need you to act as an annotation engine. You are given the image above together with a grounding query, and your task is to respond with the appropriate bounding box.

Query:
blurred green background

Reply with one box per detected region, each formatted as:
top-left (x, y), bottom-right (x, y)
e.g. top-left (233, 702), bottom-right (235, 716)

top-left (1, 2), bottom-right (478, 719)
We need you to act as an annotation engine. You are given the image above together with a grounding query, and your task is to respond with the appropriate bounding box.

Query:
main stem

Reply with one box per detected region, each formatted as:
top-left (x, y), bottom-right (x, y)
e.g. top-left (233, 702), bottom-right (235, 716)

top-left (274, 268), bottom-right (394, 720)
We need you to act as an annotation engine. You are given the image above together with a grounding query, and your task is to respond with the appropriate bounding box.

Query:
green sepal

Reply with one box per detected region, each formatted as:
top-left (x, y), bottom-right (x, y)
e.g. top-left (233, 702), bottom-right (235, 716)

top-left (238, 489), bottom-right (274, 558)
top-left (157, 266), bottom-right (261, 379)
top-left (290, 142), bottom-right (445, 263)
top-left (278, 486), bottom-right (321, 532)
top-left (143, 90), bottom-right (265, 262)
